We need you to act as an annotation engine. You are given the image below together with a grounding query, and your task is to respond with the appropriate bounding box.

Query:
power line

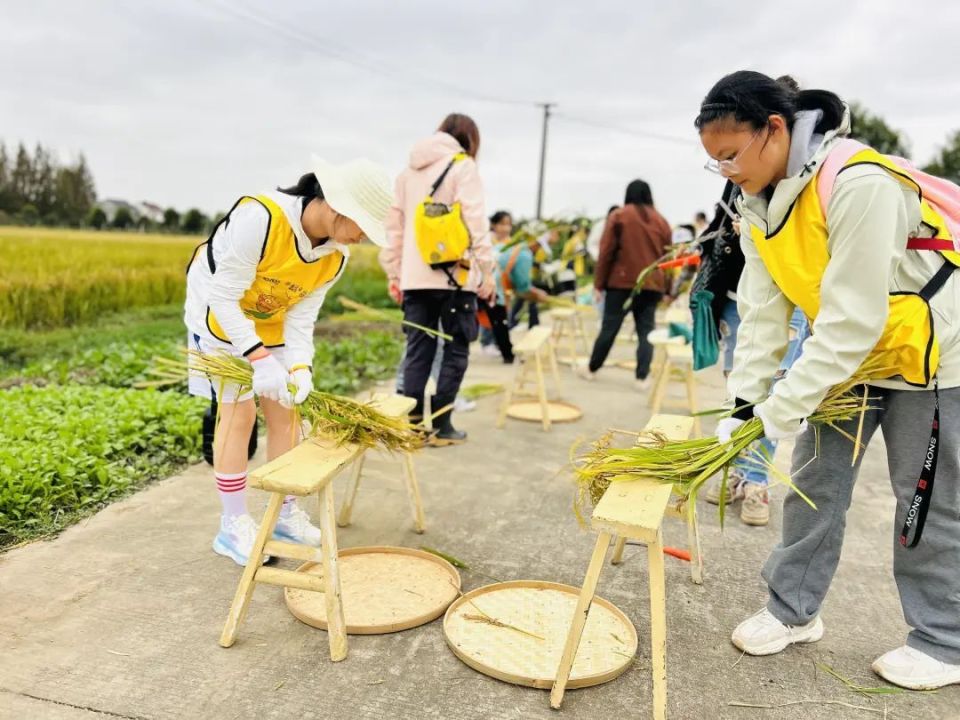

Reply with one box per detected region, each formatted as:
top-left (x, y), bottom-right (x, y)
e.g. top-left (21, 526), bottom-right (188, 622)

top-left (552, 112), bottom-right (696, 147)
top-left (205, 0), bottom-right (534, 109)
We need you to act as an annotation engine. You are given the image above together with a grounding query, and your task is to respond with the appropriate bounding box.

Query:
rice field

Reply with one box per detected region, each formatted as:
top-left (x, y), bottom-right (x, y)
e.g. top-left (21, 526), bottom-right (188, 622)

top-left (0, 226), bottom-right (387, 329)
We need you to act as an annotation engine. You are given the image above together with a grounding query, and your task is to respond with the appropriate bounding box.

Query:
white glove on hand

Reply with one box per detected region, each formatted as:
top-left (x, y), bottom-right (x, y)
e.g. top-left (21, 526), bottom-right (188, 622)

top-left (289, 365), bottom-right (313, 405)
top-left (251, 353), bottom-right (293, 408)
top-left (754, 402), bottom-right (808, 441)
top-left (716, 417), bottom-right (746, 444)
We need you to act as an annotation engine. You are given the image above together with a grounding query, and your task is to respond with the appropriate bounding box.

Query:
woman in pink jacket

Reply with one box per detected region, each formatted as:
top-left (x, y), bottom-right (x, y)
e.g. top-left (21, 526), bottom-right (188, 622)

top-left (381, 114), bottom-right (496, 444)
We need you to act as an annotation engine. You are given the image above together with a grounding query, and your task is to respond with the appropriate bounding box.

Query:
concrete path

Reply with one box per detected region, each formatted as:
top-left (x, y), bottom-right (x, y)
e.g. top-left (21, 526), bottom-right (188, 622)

top-left (1, 329), bottom-right (956, 719)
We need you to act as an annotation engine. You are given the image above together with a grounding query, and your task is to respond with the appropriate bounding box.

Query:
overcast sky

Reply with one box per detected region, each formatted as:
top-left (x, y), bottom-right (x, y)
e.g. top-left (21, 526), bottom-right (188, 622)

top-left (4, 0), bottom-right (959, 225)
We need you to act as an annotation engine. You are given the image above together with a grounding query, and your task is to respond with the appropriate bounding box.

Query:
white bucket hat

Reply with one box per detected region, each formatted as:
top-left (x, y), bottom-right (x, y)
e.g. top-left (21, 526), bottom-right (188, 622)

top-left (311, 157), bottom-right (393, 247)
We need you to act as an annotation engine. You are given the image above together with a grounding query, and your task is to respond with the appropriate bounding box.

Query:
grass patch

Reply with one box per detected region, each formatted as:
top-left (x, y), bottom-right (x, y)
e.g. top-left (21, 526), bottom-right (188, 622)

top-left (0, 385), bottom-right (206, 547)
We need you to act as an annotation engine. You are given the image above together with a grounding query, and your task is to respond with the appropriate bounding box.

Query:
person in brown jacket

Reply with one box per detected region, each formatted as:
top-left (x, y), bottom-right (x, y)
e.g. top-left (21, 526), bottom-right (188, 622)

top-left (584, 179), bottom-right (672, 387)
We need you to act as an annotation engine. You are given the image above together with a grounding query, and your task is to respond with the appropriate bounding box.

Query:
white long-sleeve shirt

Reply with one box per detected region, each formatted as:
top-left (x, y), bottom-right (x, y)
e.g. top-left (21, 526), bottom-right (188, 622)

top-left (184, 191), bottom-right (349, 368)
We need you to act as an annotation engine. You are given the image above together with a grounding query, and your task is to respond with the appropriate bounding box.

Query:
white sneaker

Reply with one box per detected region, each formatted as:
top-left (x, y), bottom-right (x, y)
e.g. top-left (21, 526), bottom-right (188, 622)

top-left (578, 367), bottom-right (597, 381)
top-left (213, 513), bottom-right (269, 567)
top-left (872, 645), bottom-right (960, 690)
top-left (273, 503), bottom-right (322, 547)
top-left (480, 344), bottom-right (500, 358)
top-left (635, 378), bottom-right (651, 391)
top-left (706, 471), bottom-right (746, 505)
top-left (454, 396), bottom-right (477, 413)
top-left (732, 607), bottom-right (824, 656)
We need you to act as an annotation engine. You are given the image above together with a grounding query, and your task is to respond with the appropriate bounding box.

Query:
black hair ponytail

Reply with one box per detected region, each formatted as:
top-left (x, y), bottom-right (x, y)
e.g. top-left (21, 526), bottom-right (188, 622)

top-left (695, 70), bottom-right (844, 136)
top-left (277, 173), bottom-right (325, 199)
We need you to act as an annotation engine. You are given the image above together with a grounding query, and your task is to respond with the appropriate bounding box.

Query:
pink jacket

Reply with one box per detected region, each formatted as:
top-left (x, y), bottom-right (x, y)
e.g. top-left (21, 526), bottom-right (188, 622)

top-left (380, 132), bottom-right (493, 292)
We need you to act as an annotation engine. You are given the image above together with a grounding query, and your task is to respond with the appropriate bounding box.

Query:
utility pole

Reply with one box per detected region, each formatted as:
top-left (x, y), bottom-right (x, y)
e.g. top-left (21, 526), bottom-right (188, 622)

top-left (535, 102), bottom-right (555, 219)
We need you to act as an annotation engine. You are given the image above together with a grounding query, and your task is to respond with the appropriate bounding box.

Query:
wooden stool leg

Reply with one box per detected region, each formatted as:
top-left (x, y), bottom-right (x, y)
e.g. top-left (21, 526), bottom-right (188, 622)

top-left (319, 481), bottom-right (348, 662)
top-left (647, 528), bottom-right (668, 720)
top-left (650, 359), bottom-right (671, 413)
top-left (611, 536), bottom-right (628, 565)
top-left (685, 366), bottom-right (701, 436)
top-left (337, 455), bottom-right (365, 528)
top-left (219, 492), bottom-right (284, 648)
top-left (496, 362), bottom-right (519, 428)
top-left (550, 532), bottom-right (612, 709)
top-left (401, 451), bottom-right (426, 534)
top-left (534, 350), bottom-right (551, 432)
top-left (686, 499), bottom-right (704, 585)
top-left (546, 339), bottom-right (563, 397)
top-left (576, 314), bottom-right (589, 356)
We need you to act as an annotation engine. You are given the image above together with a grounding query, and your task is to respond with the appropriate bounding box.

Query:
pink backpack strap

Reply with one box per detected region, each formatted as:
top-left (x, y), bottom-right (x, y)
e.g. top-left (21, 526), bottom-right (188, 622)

top-left (817, 138), bottom-right (869, 217)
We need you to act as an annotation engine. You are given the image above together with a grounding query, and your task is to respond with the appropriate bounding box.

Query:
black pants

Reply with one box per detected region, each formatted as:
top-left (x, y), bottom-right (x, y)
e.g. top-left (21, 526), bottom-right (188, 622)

top-left (402, 289), bottom-right (478, 411)
top-left (588, 288), bottom-right (661, 379)
top-left (479, 299), bottom-right (514, 363)
top-left (508, 296), bottom-right (540, 329)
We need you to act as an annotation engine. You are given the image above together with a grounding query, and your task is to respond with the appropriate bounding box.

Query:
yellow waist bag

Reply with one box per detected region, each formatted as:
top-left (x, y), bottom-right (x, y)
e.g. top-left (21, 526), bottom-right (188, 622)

top-left (414, 153), bottom-right (471, 287)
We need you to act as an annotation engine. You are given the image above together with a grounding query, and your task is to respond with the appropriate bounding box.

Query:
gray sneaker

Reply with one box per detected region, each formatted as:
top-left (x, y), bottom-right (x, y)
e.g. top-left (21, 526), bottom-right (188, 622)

top-left (705, 471), bottom-right (746, 505)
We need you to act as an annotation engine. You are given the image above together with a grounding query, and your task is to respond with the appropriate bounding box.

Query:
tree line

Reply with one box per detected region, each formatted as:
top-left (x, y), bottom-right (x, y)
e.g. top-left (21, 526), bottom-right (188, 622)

top-left (0, 142), bottom-right (218, 234)
top-left (2, 112), bottom-right (958, 235)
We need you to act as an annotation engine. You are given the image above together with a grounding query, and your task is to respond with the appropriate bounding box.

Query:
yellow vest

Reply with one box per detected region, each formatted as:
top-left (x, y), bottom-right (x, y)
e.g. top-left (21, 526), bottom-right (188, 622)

top-left (196, 195), bottom-right (344, 347)
top-left (750, 148), bottom-right (959, 387)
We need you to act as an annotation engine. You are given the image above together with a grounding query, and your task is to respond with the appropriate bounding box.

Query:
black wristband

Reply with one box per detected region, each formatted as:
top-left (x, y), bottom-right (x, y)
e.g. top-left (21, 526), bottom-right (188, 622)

top-left (242, 342), bottom-right (264, 357)
top-left (732, 397), bottom-right (754, 421)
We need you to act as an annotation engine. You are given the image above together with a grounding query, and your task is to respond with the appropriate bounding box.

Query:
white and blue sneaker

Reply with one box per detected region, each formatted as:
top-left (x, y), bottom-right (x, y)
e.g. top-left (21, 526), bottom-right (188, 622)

top-left (273, 504), bottom-right (322, 547)
top-left (213, 513), bottom-right (269, 567)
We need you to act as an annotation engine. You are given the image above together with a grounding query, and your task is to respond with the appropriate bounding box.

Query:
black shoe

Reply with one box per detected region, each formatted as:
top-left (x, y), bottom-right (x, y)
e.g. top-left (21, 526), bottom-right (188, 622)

top-left (429, 395), bottom-right (467, 446)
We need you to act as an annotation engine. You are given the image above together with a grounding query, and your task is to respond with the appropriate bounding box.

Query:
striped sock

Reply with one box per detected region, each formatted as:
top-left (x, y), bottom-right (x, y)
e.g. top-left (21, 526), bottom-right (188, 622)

top-left (216, 471), bottom-right (248, 518)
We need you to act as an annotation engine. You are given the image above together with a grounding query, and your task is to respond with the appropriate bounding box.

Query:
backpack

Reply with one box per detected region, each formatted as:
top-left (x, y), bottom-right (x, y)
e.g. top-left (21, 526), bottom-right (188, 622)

top-left (413, 153), bottom-right (472, 287)
top-left (817, 138), bottom-right (960, 256)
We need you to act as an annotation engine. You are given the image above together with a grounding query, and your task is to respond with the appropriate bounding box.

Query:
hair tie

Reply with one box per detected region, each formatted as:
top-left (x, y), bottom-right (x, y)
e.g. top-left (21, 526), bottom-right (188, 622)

top-left (700, 102), bottom-right (736, 112)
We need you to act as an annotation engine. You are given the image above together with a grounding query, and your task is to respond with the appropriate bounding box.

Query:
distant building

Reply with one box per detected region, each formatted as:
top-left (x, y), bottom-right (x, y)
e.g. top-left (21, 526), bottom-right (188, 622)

top-left (96, 199), bottom-right (165, 225)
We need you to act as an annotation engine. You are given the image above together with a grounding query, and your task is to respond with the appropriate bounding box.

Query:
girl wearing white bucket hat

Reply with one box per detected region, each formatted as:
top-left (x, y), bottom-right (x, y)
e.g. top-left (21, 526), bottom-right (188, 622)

top-left (184, 157), bottom-right (392, 566)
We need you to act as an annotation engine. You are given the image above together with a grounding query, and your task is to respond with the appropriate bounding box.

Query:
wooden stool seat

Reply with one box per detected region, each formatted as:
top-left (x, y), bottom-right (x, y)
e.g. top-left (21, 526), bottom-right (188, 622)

top-left (551, 414), bottom-right (699, 719)
top-left (497, 326), bottom-right (563, 432)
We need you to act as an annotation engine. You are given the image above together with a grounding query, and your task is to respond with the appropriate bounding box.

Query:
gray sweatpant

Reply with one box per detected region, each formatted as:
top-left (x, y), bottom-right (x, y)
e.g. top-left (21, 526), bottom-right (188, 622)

top-left (763, 385), bottom-right (960, 664)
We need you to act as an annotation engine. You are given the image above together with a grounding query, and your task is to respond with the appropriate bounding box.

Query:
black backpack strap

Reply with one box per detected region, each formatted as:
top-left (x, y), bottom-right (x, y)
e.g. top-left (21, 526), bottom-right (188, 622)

top-left (919, 259), bottom-right (955, 302)
top-left (429, 159), bottom-right (458, 198)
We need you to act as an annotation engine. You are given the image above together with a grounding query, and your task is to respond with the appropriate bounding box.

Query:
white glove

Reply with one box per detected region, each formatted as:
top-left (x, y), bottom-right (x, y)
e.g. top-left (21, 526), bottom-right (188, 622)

top-left (289, 365), bottom-right (313, 405)
top-left (754, 402), bottom-right (808, 441)
top-left (250, 353), bottom-right (293, 408)
top-left (716, 417), bottom-right (745, 444)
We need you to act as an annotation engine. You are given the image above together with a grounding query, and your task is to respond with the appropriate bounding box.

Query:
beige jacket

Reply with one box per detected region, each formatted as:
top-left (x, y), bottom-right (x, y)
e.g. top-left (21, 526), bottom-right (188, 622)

top-left (729, 107), bottom-right (960, 436)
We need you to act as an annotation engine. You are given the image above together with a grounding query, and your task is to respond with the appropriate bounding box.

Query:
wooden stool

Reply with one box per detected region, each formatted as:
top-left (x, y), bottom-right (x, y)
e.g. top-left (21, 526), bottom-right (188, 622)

top-left (551, 414), bottom-right (696, 719)
top-left (646, 328), bottom-right (686, 379)
top-left (337, 394), bottom-right (426, 534)
top-left (496, 326), bottom-right (561, 432)
top-left (549, 307), bottom-right (590, 367)
top-left (649, 345), bottom-right (700, 436)
top-left (219, 438), bottom-right (361, 661)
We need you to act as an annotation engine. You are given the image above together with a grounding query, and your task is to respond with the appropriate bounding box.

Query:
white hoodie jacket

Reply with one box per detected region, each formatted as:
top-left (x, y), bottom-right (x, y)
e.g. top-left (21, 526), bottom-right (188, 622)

top-left (730, 107), bottom-right (960, 437)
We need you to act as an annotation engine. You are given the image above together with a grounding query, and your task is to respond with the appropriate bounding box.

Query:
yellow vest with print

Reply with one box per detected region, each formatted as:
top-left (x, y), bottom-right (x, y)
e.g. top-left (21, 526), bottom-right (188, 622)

top-left (200, 195), bottom-right (344, 347)
top-left (750, 148), bottom-right (960, 386)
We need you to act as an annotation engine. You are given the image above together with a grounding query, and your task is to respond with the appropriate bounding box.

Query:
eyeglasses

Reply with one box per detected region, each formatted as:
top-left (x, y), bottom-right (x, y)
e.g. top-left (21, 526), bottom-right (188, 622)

top-left (704, 130), bottom-right (762, 176)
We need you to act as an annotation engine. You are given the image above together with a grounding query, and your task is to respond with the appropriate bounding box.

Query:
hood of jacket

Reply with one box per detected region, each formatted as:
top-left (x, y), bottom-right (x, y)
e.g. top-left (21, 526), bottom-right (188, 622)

top-left (737, 105), bottom-right (852, 235)
top-left (408, 131), bottom-right (465, 171)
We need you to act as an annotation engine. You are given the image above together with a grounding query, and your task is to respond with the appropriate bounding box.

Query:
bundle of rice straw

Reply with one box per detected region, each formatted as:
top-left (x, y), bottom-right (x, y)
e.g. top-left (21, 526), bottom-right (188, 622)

top-left (147, 351), bottom-right (420, 452)
top-left (572, 357), bottom-right (889, 523)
